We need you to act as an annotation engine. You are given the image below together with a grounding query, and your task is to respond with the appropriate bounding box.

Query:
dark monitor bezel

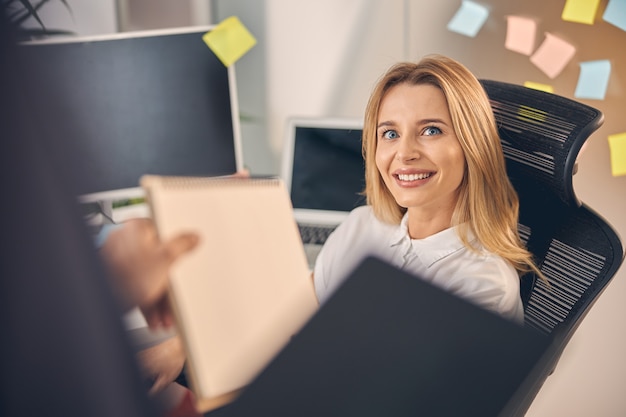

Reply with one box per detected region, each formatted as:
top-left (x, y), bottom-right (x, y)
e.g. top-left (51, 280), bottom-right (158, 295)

top-left (18, 26), bottom-right (244, 204)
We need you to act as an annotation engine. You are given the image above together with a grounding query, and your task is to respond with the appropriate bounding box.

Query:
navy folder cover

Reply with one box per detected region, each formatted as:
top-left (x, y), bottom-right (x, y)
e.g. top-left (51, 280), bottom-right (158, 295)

top-left (217, 256), bottom-right (550, 417)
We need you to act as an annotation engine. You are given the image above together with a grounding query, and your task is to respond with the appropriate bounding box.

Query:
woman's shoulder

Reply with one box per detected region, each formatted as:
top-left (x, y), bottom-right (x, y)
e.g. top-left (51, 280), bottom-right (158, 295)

top-left (339, 205), bottom-right (374, 227)
top-left (447, 243), bottom-right (518, 288)
top-left (342, 205), bottom-right (396, 233)
top-left (348, 204), bottom-right (401, 224)
top-left (325, 205), bottom-right (395, 253)
top-left (348, 204), bottom-right (375, 218)
top-left (448, 250), bottom-right (523, 322)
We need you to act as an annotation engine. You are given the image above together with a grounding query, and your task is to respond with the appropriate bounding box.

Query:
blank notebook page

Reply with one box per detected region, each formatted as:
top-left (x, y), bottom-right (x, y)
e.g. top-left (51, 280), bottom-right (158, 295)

top-left (141, 176), bottom-right (318, 411)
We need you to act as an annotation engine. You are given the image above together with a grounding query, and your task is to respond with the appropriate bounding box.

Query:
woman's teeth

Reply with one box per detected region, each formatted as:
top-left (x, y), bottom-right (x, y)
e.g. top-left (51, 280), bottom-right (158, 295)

top-left (398, 173), bottom-right (431, 181)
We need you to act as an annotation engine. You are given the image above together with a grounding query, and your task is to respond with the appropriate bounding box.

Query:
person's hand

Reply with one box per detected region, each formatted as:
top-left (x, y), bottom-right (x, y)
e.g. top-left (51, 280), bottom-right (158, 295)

top-left (99, 218), bottom-right (199, 328)
top-left (136, 335), bottom-right (186, 396)
top-left (230, 169), bottom-right (250, 179)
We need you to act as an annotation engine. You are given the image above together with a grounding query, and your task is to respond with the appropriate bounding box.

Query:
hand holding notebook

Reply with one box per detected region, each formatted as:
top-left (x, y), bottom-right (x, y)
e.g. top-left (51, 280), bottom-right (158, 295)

top-left (141, 176), bottom-right (318, 412)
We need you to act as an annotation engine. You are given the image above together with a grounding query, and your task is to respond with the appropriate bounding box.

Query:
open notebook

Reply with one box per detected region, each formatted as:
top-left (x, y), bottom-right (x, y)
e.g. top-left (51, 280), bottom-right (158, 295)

top-left (141, 176), bottom-right (318, 412)
top-left (280, 117), bottom-right (366, 266)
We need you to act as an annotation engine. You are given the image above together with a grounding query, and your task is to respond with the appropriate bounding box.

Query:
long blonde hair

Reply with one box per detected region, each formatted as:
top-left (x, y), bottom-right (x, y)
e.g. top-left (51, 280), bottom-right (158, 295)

top-left (362, 55), bottom-right (541, 278)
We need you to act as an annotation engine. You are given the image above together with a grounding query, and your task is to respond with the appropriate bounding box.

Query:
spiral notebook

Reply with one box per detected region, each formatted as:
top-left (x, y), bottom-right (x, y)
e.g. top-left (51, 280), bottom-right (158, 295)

top-left (141, 175), bottom-right (318, 412)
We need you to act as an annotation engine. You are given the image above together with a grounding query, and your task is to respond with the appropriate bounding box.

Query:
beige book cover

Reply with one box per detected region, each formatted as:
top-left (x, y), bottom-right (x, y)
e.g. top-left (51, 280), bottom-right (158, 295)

top-left (141, 176), bottom-right (318, 412)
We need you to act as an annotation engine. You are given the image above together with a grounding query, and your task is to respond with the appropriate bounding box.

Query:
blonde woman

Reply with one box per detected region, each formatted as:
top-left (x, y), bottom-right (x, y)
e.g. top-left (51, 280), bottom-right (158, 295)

top-left (313, 55), bottom-right (541, 323)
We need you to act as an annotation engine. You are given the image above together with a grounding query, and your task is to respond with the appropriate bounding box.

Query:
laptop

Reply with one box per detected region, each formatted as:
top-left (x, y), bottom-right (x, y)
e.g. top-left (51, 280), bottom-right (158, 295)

top-left (280, 117), bottom-right (366, 267)
top-left (215, 256), bottom-right (552, 417)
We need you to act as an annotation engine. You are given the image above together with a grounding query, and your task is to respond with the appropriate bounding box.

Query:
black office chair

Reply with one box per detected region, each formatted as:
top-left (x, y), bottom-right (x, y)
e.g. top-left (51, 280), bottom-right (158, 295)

top-left (480, 80), bottom-right (625, 417)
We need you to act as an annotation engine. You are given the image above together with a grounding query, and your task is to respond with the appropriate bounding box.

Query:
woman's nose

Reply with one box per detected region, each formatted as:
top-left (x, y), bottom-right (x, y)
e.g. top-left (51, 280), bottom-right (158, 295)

top-left (395, 137), bottom-right (421, 162)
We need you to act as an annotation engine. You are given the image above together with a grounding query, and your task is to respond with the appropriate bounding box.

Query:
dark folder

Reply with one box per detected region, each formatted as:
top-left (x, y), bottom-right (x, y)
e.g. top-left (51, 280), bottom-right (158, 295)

top-left (215, 256), bottom-right (551, 417)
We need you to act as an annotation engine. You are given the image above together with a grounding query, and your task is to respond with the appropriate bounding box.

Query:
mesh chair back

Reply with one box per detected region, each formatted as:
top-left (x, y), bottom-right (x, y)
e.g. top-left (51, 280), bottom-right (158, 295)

top-left (481, 80), bottom-right (624, 416)
top-left (481, 80), bottom-right (602, 207)
top-left (480, 79), bottom-right (623, 335)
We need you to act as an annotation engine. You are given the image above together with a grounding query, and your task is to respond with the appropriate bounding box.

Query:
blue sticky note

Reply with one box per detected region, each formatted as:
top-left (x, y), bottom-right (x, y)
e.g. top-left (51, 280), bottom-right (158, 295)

top-left (447, 0), bottom-right (490, 37)
top-left (575, 60), bottom-right (611, 100)
top-left (603, 0), bottom-right (626, 32)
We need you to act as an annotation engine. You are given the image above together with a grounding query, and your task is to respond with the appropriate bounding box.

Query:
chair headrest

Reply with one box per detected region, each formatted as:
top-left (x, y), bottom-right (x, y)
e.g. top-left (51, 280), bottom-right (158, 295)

top-left (480, 80), bottom-right (603, 208)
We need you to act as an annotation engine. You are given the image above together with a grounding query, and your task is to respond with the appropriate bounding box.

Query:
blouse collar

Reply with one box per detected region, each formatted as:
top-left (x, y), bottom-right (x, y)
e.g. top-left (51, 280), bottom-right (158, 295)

top-left (389, 212), bottom-right (476, 267)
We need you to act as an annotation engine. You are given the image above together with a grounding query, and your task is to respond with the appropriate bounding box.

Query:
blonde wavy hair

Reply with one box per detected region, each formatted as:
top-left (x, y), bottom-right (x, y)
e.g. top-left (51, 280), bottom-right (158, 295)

top-left (362, 54), bottom-right (541, 278)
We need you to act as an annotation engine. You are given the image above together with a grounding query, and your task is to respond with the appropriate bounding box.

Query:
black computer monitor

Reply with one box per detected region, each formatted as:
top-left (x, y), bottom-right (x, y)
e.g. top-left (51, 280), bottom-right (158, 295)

top-left (17, 26), bottom-right (243, 203)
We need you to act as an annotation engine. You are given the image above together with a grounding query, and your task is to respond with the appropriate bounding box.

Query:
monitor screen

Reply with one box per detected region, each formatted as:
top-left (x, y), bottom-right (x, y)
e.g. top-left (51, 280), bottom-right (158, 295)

top-left (290, 125), bottom-right (366, 212)
top-left (17, 26), bottom-right (242, 202)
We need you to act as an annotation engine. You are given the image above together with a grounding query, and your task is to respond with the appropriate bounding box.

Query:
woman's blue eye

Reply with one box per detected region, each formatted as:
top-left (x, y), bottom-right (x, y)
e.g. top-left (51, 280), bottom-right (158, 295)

top-left (423, 126), bottom-right (442, 136)
top-left (382, 130), bottom-right (398, 139)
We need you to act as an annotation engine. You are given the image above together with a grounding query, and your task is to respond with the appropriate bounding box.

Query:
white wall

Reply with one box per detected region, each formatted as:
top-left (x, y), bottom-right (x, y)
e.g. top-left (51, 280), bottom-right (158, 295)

top-left (265, 0), bottom-right (405, 158)
top-left (22, 0), bottom-right (118, 35)
top-left (117, 0), bottom-right (211, 31)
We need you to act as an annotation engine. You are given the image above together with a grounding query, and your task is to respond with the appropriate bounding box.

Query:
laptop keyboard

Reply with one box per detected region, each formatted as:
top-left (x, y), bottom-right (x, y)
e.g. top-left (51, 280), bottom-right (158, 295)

top-left (298, 224), bottom-right (336, 245)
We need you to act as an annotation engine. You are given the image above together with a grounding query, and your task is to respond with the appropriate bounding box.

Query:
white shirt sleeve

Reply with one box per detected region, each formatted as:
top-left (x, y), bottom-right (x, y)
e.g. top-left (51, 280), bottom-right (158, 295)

top-left (313, 206), bottom-right (380, 303)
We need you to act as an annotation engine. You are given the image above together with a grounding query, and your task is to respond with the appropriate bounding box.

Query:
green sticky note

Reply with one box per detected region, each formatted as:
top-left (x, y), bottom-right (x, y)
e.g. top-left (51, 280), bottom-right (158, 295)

top-left (203, 16), bottom-right (257, 67)
top-left (562, 0), bottom-right (601, 24)
top-left (608, 133), bottom-right (626, 177)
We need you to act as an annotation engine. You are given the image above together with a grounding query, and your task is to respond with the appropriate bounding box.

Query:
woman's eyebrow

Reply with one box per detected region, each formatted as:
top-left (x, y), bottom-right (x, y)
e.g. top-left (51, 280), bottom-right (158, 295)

top-left (377, 118), bottom-right (450, 129)
top-left (418, 118), bottom-right (448, 125)
top-left (376, 120), bottom-right (395, 129)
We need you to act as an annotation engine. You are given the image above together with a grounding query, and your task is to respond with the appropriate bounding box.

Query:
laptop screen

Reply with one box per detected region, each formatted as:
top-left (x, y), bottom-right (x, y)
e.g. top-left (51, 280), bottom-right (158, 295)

top-left (282, 118), bottom-right (366, 213)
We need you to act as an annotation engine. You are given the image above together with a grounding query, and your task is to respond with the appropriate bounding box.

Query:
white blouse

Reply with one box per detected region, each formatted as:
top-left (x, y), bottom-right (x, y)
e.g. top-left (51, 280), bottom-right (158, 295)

top-left (313, 205), bottom-right (524, 324)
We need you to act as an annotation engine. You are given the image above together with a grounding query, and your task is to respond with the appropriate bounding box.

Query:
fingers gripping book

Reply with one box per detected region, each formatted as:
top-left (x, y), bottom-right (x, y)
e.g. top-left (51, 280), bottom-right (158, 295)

top-left (141, 176), bottom-right (319, 412)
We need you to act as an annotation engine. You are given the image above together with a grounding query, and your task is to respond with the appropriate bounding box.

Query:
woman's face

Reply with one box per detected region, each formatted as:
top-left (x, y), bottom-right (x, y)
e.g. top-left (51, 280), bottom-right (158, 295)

top-left (375, 83), bottom-right (466, 217)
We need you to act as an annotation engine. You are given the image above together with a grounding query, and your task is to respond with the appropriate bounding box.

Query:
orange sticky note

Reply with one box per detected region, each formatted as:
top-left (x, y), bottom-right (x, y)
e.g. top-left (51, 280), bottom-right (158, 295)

top-left (562, 0), bottom-right (601, 25)
top-left (203, 16), bottom-right (257, 67)
top-left (524, 81), bottom-right (554, 93)
top-left (608, 133), bottom-right (626, 177)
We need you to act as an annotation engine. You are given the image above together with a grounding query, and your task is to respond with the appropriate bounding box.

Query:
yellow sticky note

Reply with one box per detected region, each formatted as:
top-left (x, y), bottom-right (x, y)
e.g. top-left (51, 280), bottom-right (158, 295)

top-left (608, 133), bottom-right (626, 177)
top-left (518, 105), bottom-right (548, 123)
top-left (524, 81), bottom-right (554, 93)
top-left (562, 0), bottom-right (601, 24)
top-left (203, 16), bottom-right (257, 67)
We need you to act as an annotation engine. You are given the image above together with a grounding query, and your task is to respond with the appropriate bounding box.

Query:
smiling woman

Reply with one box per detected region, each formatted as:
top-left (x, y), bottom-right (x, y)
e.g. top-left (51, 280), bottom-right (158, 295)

top-left (374, 82), bottom-right (466, 238)
top-left (313, 55), bottom-right (543, 324)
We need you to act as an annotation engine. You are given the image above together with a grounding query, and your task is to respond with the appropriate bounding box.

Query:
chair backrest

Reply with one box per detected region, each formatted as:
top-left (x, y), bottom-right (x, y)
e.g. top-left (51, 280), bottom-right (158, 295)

top-left (481, 80), bottom-right (625, 416)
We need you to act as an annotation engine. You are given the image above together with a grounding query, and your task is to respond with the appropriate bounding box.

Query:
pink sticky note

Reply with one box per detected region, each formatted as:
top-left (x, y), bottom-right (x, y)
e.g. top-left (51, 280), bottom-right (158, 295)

top-left (530, 33), bottom-right (577, 79)
top-left (505, 16), bottom-right (537, 55)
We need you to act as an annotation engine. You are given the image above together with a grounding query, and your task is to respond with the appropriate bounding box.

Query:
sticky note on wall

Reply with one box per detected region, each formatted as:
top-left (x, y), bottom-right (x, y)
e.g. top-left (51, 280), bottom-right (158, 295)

top-left (524, 81), bottom-right (554, 93)
top-left (575, 60), bottom-right (611, 100)
top-left (562, 0), bottom-right (601, 24)
top-left (447, 0), bottom-right (490, 37)
top-left (530, 33), bottom-right (576, 79)
top-left (203, 16), bottom-right (257, 67)
top-left (505, 15), bottom-right (537, 55)
top-left (608, 133), bottom-right (626, 177)
top-left (603, 0), bottom-right (626, 32)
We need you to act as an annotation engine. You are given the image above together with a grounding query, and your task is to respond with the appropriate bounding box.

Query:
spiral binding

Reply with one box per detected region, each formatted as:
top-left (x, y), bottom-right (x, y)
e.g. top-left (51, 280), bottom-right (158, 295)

top-left (149, 175), bottom-right (282, 190)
